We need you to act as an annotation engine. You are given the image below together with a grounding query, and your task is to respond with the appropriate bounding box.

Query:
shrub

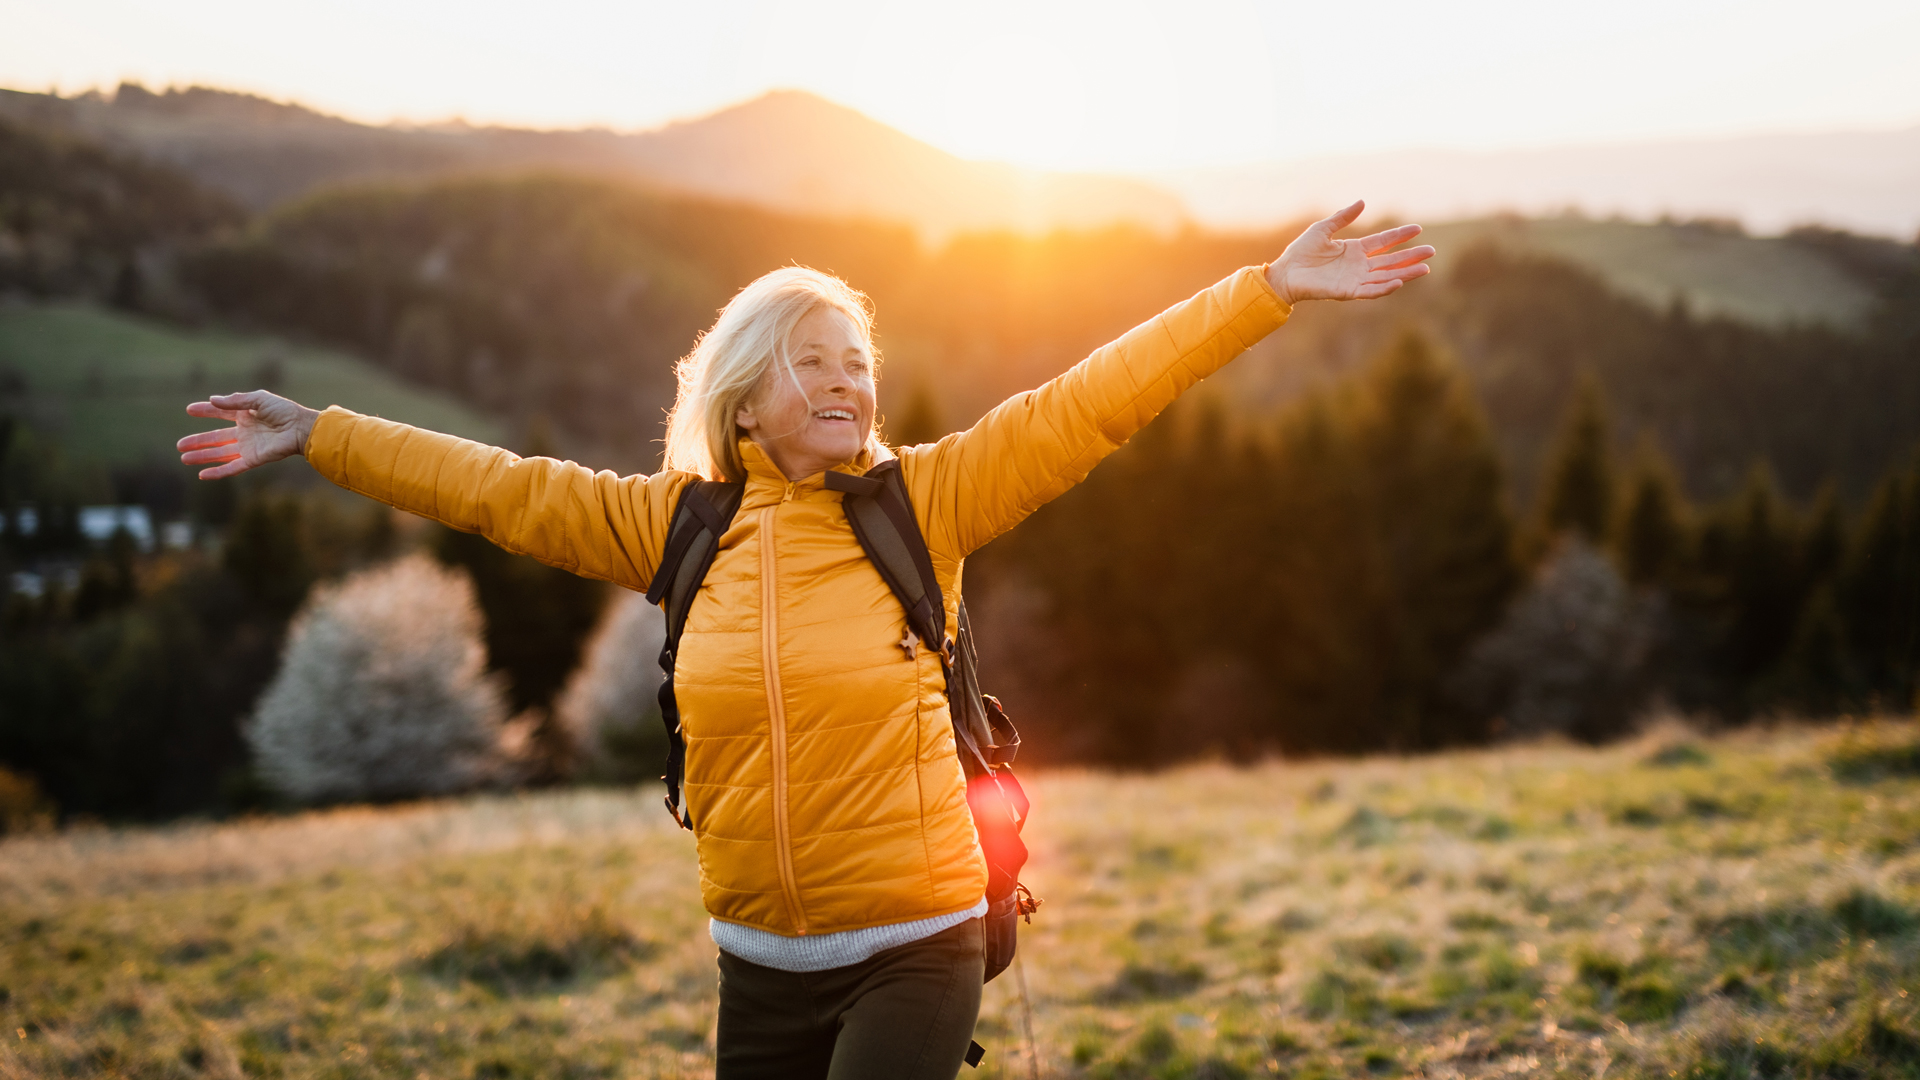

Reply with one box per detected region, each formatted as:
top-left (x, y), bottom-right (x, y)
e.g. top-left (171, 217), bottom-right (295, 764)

top-left (0, 764), bottom-right (54, 833)
top-left (552, 590), bottom-right (667, 782)
top-left (1456, 538), bottom-right (1657, 742)
top-left (1447, 910), bottom-right (1510, 932)
top-left (1338, 932), bottom-right (1422, 972)
top-left (1830, 887), bottom-right (1917, 938)
top-left (1303, 969), bottom-right (1381, 1019)
top-left (1829, 738), bottom-right (1920, 783)
top-left (1616, 971), bottom-right (1686, 1022)
top-left (1097, 960), bottom-right (1207, 1002)
top-left (247, 555), bottom-right (508, 804)
top-left (422, 904), bottom-right (651, 995)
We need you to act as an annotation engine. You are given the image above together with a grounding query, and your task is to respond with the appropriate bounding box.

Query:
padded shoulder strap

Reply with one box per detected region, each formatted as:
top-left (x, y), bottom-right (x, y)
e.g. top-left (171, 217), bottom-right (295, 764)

top-left (647, 479), bottom-right (745, 637)
top-left (824, 463), bottom-right (946, 655)
top-left (825, 462), bottom-right (1020, 776)
top-left (647, 479), bottom-right (744, 829)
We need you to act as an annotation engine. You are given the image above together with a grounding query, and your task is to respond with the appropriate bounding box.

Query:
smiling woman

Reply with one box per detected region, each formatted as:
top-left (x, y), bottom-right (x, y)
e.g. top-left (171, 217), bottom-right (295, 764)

top-left (175, 200), bottom-right (1433, 1080)
top-left (662, 267), bottom-right (882, 484)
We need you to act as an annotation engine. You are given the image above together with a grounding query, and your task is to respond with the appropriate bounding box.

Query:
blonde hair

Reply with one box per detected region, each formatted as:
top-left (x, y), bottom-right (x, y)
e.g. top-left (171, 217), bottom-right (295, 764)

top-left (662, 266), bottom-right (882, 482)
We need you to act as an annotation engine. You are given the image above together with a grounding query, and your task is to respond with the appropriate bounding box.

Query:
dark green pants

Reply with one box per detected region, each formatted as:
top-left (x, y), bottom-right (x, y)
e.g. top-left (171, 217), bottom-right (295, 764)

top-left (715, 917), bottom-right (984, 1080)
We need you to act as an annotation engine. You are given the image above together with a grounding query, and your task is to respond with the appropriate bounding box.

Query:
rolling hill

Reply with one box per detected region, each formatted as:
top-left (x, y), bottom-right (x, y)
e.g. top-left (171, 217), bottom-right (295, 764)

top-left (0, 302), bottom-right (504, 468)
top-left (0, 84), bottom-right (1183, 239)
top-left (1418, 216), bottom-right (1886, 330)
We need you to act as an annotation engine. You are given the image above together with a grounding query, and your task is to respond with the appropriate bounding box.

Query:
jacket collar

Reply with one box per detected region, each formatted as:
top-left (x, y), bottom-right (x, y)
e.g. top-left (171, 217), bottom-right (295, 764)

top-left (738, 438), bottom-right (893, 502)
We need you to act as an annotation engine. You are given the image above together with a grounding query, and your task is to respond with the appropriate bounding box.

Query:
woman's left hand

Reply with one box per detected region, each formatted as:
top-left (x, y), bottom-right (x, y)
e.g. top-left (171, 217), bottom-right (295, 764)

top-left (1267, 200), bottom-right (1434, 304)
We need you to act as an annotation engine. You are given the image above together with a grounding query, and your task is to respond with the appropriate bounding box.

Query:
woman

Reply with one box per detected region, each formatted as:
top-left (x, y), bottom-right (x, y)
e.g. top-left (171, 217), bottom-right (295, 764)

top-left (179, 199), bottom-right (1432, 1079)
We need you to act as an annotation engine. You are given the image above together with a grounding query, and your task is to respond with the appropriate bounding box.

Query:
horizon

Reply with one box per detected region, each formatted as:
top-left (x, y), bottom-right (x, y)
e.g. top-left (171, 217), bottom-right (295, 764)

top-left (5, 0), bottom-right (1919, 173)
top-left (17, 78), bottom-right (1920, 167)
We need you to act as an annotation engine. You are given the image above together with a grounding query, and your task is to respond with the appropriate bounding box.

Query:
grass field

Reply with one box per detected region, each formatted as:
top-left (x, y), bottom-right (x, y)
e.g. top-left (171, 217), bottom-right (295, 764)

top-left (0, 303), bottom-right (504, 468)
top-left (3, 720), bottom-right (1918, 1079)
top-left (1420, 218), bottom-right (1880, 331)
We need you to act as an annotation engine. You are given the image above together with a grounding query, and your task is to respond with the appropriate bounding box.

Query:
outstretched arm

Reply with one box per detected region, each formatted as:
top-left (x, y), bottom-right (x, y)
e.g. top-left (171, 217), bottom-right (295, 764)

top-left (900, 201), bottom-right (1432, 558)
top-left (177, 392), bottom-right (685, 591)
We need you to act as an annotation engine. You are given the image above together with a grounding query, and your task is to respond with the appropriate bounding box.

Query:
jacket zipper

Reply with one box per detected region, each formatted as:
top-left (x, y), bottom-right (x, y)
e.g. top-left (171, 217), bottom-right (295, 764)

top-left (760, 492), bottom-right (808, 934)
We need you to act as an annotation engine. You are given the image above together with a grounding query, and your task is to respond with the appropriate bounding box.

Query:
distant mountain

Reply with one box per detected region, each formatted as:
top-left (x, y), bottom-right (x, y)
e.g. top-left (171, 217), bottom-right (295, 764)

top-left (1159, 126), bottom-right (1920, 241)
top-left (0, 84), bottom-right (1185, 239)
top-left (603, 91), bottom-right (1185, 239)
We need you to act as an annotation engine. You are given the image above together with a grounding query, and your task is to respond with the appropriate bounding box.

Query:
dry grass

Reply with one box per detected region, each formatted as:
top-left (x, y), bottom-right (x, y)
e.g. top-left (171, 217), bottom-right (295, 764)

top-left (4, 720), bottom-right (1919, 1079)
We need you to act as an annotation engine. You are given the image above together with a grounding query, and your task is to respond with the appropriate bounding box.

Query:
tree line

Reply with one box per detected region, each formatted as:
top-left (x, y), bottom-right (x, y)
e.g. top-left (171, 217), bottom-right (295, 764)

top-left (968, 331), bottom-right (1920, 763)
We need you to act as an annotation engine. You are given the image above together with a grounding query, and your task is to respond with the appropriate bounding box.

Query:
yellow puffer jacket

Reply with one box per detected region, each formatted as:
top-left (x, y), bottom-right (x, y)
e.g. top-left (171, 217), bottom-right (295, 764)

top-left (305, 265), bottom-right (1289, 935)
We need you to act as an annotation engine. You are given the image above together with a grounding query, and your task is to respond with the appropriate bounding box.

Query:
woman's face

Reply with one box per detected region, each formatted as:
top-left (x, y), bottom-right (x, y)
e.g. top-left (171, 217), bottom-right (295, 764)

top-left (735, 306), bottom-right (877, 480)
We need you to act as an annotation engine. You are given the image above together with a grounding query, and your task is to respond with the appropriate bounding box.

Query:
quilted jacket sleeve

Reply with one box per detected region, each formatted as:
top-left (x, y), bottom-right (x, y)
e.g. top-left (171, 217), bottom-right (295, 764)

top-left (899, 264), bottom-right (1291, 559)
top-left (303, 408), bottom-right (689, 591)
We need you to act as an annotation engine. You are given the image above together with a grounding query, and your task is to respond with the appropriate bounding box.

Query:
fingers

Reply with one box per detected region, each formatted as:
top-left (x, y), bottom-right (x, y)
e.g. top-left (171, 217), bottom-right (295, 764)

top-left (1354, 280), bottom-right (1405, 300)
top-left (176, 429), bottom-right (239, 452)
top-left (1360, 265), bottom-right (1432, 293)
top-left (1368, 263), bottom-right (1432, 284)
top-left (197, 459), bottom-right (254, 481)
top-left (208, 390), bottom-right (272, 410)
top-left (181, 445), bottom-right (243, 466)
top-left (185, 401), bottom-right (246, 421)
top-left (1359, 224), bottom-right (1424, 255)
top-left (1368, 245), bottom-right (1436, 271)
top-left (1320, 199), bottom-right (1366, 234)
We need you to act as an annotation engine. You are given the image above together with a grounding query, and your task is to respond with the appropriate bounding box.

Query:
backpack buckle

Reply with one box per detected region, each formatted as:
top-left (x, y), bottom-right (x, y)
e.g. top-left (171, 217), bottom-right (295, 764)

top-left (663, 794), bottom-right (692, 831)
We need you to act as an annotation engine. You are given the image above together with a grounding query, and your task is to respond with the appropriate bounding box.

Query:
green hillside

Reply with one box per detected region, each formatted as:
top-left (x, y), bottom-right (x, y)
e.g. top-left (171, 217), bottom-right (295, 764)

top-left (0, 303), bottom-right (504, 466)
top-left (1422, 216), bottom-right (1882, 330)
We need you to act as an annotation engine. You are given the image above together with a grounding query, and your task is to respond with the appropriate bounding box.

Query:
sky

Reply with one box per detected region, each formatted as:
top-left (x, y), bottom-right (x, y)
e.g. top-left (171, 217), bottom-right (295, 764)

top-left (4, 0), bottom-right (1919, 172)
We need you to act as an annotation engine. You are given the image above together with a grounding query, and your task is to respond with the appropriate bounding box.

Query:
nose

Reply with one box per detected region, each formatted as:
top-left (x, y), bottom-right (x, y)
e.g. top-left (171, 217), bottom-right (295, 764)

top-left (824, 361), bottom-right (855, 395)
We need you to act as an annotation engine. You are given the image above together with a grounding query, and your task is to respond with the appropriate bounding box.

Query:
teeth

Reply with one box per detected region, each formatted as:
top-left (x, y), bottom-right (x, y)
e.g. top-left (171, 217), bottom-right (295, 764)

top-left (816, 409), bottom-right (854, 420)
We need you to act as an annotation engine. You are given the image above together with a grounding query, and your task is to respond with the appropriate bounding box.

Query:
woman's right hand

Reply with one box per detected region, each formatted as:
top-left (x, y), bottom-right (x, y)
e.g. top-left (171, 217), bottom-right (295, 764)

top-left (177, 391), bottom-right (321, 480)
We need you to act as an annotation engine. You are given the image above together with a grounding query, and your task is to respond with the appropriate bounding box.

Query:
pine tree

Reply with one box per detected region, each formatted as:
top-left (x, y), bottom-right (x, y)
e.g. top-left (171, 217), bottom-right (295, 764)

top-left (1537, 373), bottom-right (1614, 545)
top-left (1777, 585), bottom-right (1860, 715)
top-left (1767, 482), bottom-right (1855, 714)
top-left (1346, 329), bottom-right (1520, 747)
top-left (1717, 462), bottom-right (1802, 695)
top-left (1799, 484), bottom-right (1847, 587)
top-left (1253, 393), bottom-right (1385, 754)
top-left (222, 492), bottom-right (315, 617)
top-left (1836, 450), bottom-right (1920, 705)
top-left (1615, 436), bottom-right (1691, 587)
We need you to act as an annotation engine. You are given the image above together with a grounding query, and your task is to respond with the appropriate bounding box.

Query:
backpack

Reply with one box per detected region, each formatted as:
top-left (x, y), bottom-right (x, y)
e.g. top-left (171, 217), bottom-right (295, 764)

top-left (643, 458), bottom-right (1041, 988)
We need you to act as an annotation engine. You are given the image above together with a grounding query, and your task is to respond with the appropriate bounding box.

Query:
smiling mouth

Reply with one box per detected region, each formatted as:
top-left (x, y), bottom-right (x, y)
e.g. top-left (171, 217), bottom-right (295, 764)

top-left (814, 408), bottom-right (857, 423)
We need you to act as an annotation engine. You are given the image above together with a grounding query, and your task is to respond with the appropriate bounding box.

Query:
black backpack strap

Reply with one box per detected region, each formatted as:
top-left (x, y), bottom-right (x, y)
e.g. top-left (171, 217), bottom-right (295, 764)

top-left (645, 479), bottom-right (745, 829)
top-left (829, 463), bottom-right (1042, 986)
top-left (823, 462), bottom-right (1022, 778)
top-left (824, 465), bottom-right (948, 667)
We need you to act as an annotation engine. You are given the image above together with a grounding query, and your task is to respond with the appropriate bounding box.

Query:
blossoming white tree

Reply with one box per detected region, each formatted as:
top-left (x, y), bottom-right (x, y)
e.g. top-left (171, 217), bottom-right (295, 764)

top-left (248, 554), bottom-right (508, 803)
top-left (554, 590), bottom-right (667, 782)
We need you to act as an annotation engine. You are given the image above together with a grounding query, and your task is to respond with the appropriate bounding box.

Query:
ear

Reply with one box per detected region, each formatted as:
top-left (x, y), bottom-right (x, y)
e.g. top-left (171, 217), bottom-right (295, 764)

top-left (734, 400), bottom-right (760, 433)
